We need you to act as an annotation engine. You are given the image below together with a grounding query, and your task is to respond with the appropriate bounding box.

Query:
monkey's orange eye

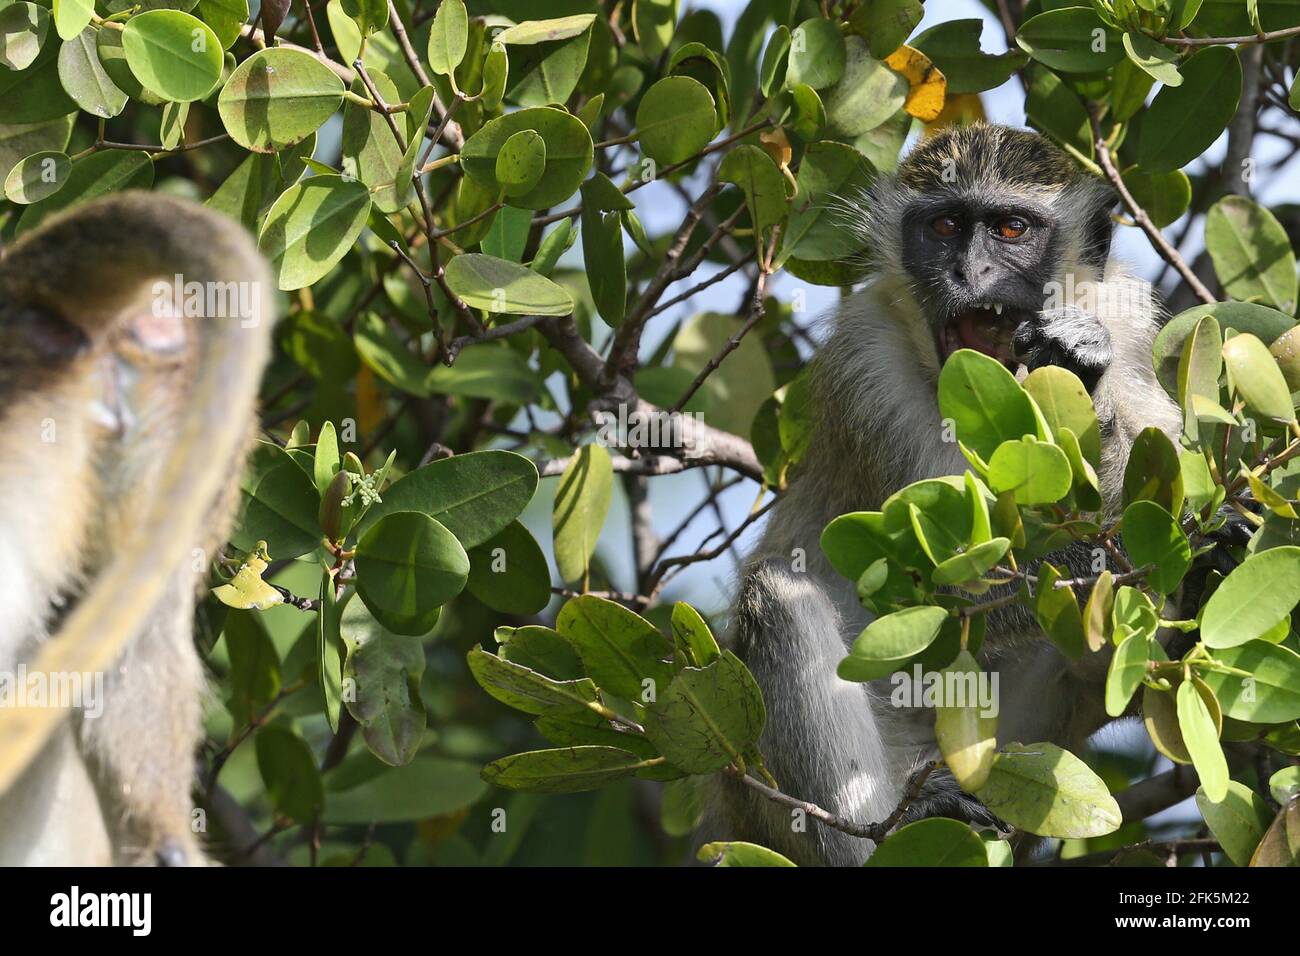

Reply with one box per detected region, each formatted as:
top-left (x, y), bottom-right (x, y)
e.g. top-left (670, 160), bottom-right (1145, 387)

top-left (930, 215), bottom-right (960, 238)
top-left (994, 217), bottom-right (1028, 239)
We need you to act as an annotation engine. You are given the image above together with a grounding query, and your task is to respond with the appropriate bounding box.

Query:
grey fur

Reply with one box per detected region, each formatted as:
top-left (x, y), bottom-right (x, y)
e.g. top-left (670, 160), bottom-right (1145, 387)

top-left (702, 126), bottom-right (1180, 866)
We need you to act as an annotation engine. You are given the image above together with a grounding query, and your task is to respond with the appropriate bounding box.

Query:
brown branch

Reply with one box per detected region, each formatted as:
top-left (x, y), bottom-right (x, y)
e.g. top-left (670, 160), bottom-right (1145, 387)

top-left (1087, 105), bottom-right (1216, 305)
top-left (1116, 765), bottom-right (1199, 823)
top-left (1165, 25), bottom-right (1300, 46)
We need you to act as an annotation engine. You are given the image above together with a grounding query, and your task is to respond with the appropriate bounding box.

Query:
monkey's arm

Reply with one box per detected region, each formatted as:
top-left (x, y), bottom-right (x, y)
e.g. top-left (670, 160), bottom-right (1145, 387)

top-left (0, 193), bottom-right (273, 802)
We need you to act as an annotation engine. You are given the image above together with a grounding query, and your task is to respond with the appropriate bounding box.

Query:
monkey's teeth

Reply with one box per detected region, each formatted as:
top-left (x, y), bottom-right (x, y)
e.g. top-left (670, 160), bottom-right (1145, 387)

top-left (992, 303), bottom-right (1003, 316)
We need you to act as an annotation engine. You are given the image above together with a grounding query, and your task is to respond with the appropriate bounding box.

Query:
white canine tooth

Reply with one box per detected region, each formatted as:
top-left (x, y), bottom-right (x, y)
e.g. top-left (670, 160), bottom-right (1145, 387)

top-left (993, 303), bottom-right (1003, 316)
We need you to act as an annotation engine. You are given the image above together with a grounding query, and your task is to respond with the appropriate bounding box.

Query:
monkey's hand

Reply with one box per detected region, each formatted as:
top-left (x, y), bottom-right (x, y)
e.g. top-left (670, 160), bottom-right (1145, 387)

top-left (1012, 305), bottom-right (1113, 392)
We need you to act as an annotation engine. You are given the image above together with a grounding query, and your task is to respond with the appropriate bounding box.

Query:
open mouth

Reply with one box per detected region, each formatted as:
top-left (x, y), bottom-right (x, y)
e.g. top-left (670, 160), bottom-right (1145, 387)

top-left (938, 302), bottom-right (1032, 372)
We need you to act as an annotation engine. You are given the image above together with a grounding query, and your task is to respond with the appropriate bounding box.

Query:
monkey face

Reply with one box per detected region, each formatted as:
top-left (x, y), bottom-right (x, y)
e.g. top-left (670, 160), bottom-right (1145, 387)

top-left (900, 196), bottom-right (1061, 372)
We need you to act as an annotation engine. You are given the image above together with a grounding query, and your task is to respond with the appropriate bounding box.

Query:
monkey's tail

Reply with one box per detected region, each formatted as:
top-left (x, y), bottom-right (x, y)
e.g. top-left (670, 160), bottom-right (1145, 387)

top-left (0, 193), bottom-right (273, 796)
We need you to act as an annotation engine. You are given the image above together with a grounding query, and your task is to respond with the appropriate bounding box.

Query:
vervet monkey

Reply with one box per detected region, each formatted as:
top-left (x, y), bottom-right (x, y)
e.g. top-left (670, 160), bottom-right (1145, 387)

top-left (710, 125), bottom-right (1181, 866)
top-left (0, 193), bottom-right (273, 865)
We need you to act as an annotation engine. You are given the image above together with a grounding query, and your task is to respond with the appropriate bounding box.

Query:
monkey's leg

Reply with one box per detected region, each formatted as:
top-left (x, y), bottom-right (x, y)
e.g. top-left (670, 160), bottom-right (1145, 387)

top-left (710, 561), bottom-right (902, 866)
top-left (77, 574), bottom-right (208, 866)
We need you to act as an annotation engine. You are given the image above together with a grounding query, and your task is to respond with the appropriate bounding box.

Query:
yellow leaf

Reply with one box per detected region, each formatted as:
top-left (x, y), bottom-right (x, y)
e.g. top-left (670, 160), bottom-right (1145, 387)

top-left (211, 548), bottom-right (284, 611)
top-left (884, 45), bottom-right (946, 123)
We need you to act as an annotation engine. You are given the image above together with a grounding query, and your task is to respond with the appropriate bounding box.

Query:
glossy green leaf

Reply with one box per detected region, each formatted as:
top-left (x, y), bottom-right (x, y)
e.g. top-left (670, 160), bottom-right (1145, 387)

top-left (1201, 546), bottom-right (1300, 648)
top-left (865, 818), bottom-right (988, 867)
top-left (641, 651), bottom-right (765, 773)
top-left (466, 520), bottom-right (551, 615)
top-left (974, 742), bottom-right (1122, 839)
top-left (122, 10), bottom-right (222, 102)
top-left (552, 444), bottom-right (612, 585)
top-left (555, 594), bottom-right (673, 702)
top-left (1138, 46), bottom-right (1242, 173)
top-left (354, 511), bottom-right (470, 636)
top-left (218, 48), bottom-right (344, 153)
top-left (1122, 500), bottom-right (1191, 596)
top-left (460, 107), bottom-right (593, 209)
top-left (444, 252), bottom-right (575, 316)
top-left (1206, 195), bottom-right (1298, 314)
top-left (787, 17), bottom-right (845, 90)
top-left (635, 75), bottom-right (717, 166)
top-left (257, 175), bottom-right (371, 291)
top-left (426, 0), bottom-right (467, 76)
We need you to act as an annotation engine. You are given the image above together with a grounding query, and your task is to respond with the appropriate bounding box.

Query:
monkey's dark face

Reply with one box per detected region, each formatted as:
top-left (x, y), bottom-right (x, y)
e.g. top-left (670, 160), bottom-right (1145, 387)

top-left (900, 196), bottom-right (1061, 371)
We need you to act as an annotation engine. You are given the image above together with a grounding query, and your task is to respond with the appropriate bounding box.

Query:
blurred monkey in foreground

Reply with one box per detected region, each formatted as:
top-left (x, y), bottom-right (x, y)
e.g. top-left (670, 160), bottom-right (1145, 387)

top-left (0, 193), bottom-right (273, 864)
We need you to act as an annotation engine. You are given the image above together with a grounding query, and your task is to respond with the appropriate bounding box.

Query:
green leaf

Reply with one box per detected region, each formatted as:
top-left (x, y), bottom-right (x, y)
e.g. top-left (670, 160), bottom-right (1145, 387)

top-left (934, 650), bottom-right (997, 791)
top-left (987, 437), bottom-right (1072, 505)
top-left (580, 177), bottom-right (627, 326)
top-left (460, 107), bottom-right (593, 210)
top-left (1024, 65), bottom-right (1093, 159)
top-left (426, 344), bottom-right (542, 404)
top-left (340, 0), bottom-right (387, 35)
top-left (218, 47), bottom-right (344, 153)
top-left (232, 440), bottom-right (322, 559)
top-left (0, 3), bottom-right (49, 71)
top-left (758, 25), bottom-right (790, 96)
top-left (552, 443), bottom-right (612, 585)
top-left (1200, 641), bottom-right (1300, 724)
top-left (787, 17), bottom-right (845, 90)
top-left (255, 725), bottom-right (323, 824)
top-left (697, 841), bottom-right (796, 867)
top-left (496, 624), bottom-right (583, 680)
top-left (1105, 630), bottom-right (1149, 717)
top-left (355, 449), bottom-right (538, 548)
top-left (353, 311), bottom-right (432, 397)
top-left (222, 609), bottom-right (281, 725)
top-left (856, 0), bottom-right (924, 60)
top-left (1226, 331), bottom-right (1298, 425)
top-left (718, 143), bottom-right (788, 234)
top-left (635, 75), bottom-right (717, 166)
top-left (777, 141), bottom-right (874, 264)
top-left (554, 594), bottom-right (673, 702)
top-left (823, 35), bottom-right (908, 137)
top-left (482, 746), bottom-right (646, 793)
top-left (1023, 365), bottom-right (1101, 466)
top-left (444, 252), bottom-right (576, 317)
top-left (466, 645), bottom-right (598, 716)
top-left (1122, 500), bottom-right (1191, 596)
top-left (1137, 46), bottom-right (1242, 174)
top-left (1016, 7), bottom-right (1122, 73)
top-left (974, 742), bottom-right (1122, 839)
top-left (354, 512), bottom-right (469, 635)
top-left (840, 606), bottom-right (948, 681)
top-left (257, 175), bottom-right (371, 291)
top-left (669, 601), bottom-right (721, 667)
top-left (339, 595), bottom-right (425, 765)
top-left (1035, 563), bottom-right (1085, 660)
top-left (425, 0), bottom-right (467, 76)
top-left (1206, 195), bottom-right (1298, 314)
top-left (937, 349), bottom-right (1039, 462)
top-left (1201, 546), bottom-right (1300, 648)
top-left (912, 18), bottom-right (1025, 95)
top-left (932, 537), bottom-right (1010, 587)
top-left (57, 26), bottom-right (127, 119)
top-left (340, 70), bottom-right (408, 214)
top-left (197, 0), bottom-right (249, 50)
top-left (0, 35), bottom-right (77, 124)
top-left (1123, 426), bottom-right (1184, 515)
top-left (496, 128), bottom-right (547, 198)
top-left (1155, 301), bottom-right (1294, 394)
top-left (1196, 780), bottom-right (1271, 865)
top-left (1271, 767), bottom-right (1300, 805)
top-left (1121, 31), bottom-right (1183, 87)
top-left (122, 10), bottom-right (222, 102)
top-left (51, 0), bottom-right (92, 42)
top-left (865, 818), bottom-right (988, 867)
top-left (1121, 165), bottom-right (1191, 229)
top-left (1251, 798), bottom-right (1300, 867)
top-left (632, 0), bottom-right (674, 60)
top-left (4, 150), bottom-right (68, 204)
top-left (324, 755), bottom-right (486, 822)
top-left (501, 18), bottom-right (593, 108)
top-left (466, 520), bottom-right (551, 615)
top-left (641, 651), bottom-right (765, 773)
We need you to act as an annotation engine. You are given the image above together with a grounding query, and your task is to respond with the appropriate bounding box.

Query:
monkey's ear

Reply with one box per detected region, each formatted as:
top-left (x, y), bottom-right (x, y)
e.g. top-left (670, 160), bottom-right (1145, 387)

top-left (1081, 186), bottom-right (1118, 269)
